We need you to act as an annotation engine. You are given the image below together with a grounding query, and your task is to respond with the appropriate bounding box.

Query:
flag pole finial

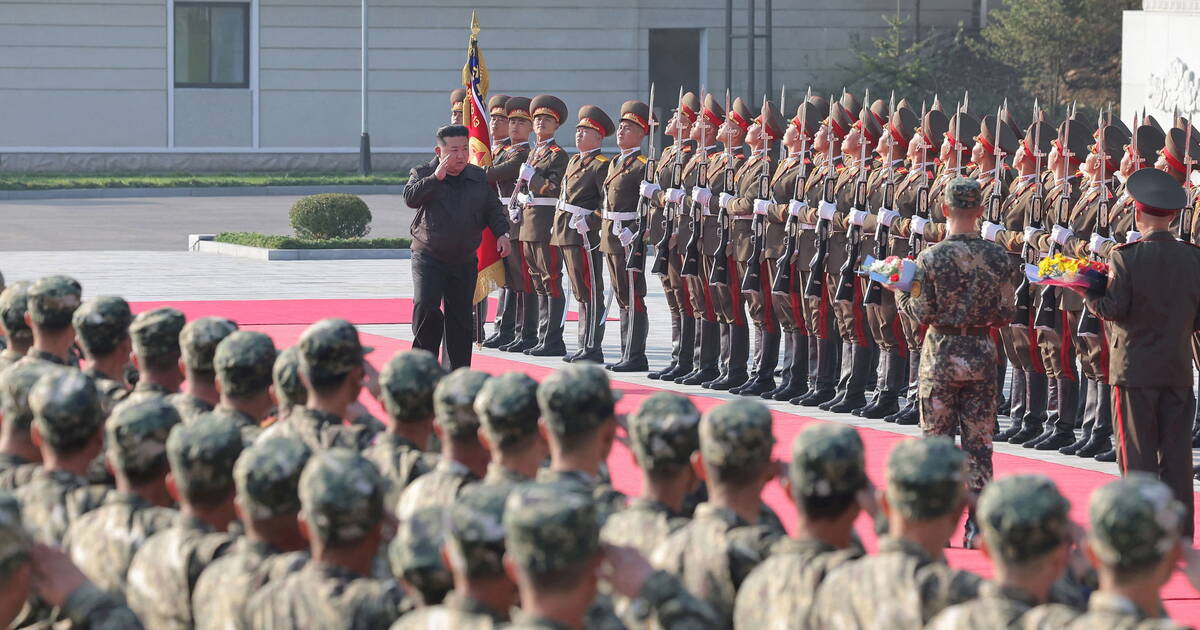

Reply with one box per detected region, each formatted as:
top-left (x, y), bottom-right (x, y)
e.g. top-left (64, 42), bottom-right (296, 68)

top-left (470, 11), bottom-right (480, 35)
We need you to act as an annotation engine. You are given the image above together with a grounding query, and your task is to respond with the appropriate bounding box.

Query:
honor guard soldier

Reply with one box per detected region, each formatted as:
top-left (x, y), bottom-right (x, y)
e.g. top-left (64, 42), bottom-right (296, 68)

top-left (1080, 167), bottom-right (1200, 538)
top-left (641, 91), bottom-right (699, 381)
top-left (484, 96), bottom-right (535, 351)
top-left (488, 94), bottom-right (510, 159)
top-left (553, 105), bottom-right (613, 364)
top-left (602, 100), bottom-right (652, 372)
top-left (450, 88), bottom-right (466, 125)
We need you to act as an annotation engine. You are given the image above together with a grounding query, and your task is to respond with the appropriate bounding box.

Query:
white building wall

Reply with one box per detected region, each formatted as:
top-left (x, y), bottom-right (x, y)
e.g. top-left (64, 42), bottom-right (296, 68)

top-left (1121, 1), bottom-right (1200, 126)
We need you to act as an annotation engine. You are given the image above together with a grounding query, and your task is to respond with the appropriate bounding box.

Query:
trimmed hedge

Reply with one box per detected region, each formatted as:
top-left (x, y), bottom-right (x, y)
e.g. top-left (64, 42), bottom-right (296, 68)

top-left (289, 193), bottom-right (372, 239)
top-left (214, 232), bottom-right (410, 250)
top-left (0, 173), bottom-right (407, 191)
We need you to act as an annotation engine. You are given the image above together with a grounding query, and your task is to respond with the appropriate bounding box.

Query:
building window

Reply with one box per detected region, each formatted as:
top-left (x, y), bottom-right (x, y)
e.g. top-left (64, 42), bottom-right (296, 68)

top-left (175, 2), bottom-right (249, 88)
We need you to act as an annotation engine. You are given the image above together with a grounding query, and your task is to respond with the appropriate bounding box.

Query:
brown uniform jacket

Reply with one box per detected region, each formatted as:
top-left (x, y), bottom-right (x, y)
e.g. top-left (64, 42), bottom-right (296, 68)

top-left (550, 149), bottom-right (608, 247)
top-left (648, 140), bottom-right (696, 246)
top-left (485, 141), bottom-right (529, 198)
top-left (728, 152), bottom-right (773, 262)
top-left (701, 149), bottom-right (747, 257)
top-left (796, 156), bottom-right (847, 275)
top-left (515, 139), bottom-right (570, 242)
top-left (599, 149), bottom-right (648, 255)
top-left (864, 159), bottom-right (911, 257)
top-left (759, 153), bottom-right (814, 260)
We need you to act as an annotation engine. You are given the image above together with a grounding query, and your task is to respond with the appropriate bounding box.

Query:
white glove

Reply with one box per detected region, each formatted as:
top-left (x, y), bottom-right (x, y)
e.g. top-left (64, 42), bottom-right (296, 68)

top-left (1126, 230), bottom-right (1142, 243)
top-left (848, 209), bottom-right (868, 227)
top-left (1050, 225), bottom-right (1074, 246)
top-left (691, 186), bottom-right (712, 207)
top-left (618, 227), bottom-right (635, 248)
top-left (878, 208), bottom-right (900, 227)
top-left (719, 192), bottom-right (735, 210)
top-left (753, 199), bottom-right (772, 216)
top-left (516, 192), bottom-right (532, 207)
top-left (911, 216), bottom-right (929, 236)
top-left (788, 199), bottom-right (808, 218)
top-left (664, 188), bottom-right (685, 204)
top-left (1089, 232), bottom-right (1115, 255)
top-left (508, 206), bottom-right (522, 222)
top-left (980, 221), bottom-right (1004, 242)
top-left (818, 200), bottom-right (838, 222)
top-left (1023, 226), bottom-right (1044, 247)
top-left (639, 181), bottom-right (661, 199)
top-left (574, 219), bottom-right (590, 237)
top-left (518, 163), bottom-right (536, 182)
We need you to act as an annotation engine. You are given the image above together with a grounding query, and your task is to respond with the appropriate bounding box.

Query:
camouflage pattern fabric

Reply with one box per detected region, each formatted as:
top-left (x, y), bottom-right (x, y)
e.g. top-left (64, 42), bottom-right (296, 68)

top-left (0, 360), bottom-right (59, 432)
top-left (389, 591), bottom-right (507, 630)
top-left (474, 371), bottom-right (540, 448)
top-left (388, 505), bottom-right (452, 606)
top-left (272, 346), bottom-right (307, 411)
top-left (261, 406), bottom-right (369, 452)
top-left (105, 397), bottom-right (180, 478)
top-left (504, 482), bottom-right (599, 574)
top-left (0, 453), bottom-right (37, 492)
top-left (601, 497), bottom-right (687, 560)
top-left (537, 363), bottom-right (619, 437)
top-left (363, 432), bottom-right (438, 509)
top-left (446, 482), bottom-right (509, 577)
top-left (977, 474), bottom-right (1071, 564)
top-left (0, 281), bottom-right (33, 348)
top-left (84, 365), bottom-right (130, 418)
top-left (179, 316), bottom-right (238, 371)
top-left (1089, 473), bottom-right (1185, 571)
top-left (125, 514), bottom-right (236, 630)
top-left (234, 435), bottom-right (311, 520)
top-left (788, 423), bottom-right (868, 499)
top-left (885, 436), bottom-right (968, 520)
top-left (299, 318), bottom-right (371, 383)
top-left (27, 275), bottom-right (82, 328)
top-left (944, 176), bottom-right (983, 209)
top-left (699, 399), bottom-right (775, 475)
top-left (129, 307), bottom-right (186, 361)
top-left (534, 469), bottom-right (627, 527)
top-left (926, 581), bottom-right (1061, 630)
top-left (433, 367), bottom-right (491, 438)
top-left (63, 491), bottom-right (177, 597)
top-left (13, 467), bottom-right (108, 545)
top-left (734, 537), bottom-right (864, 630)
top-left (1021, 591), bottom-right (1188, 629)
top-left (29, 369), bottom-right (102, 453)
top-left (0, 490), bottom-right (30, 568)
top-left (299, 447), bottom-right (385, 546)
top-left (166, 414), bottom-right (244, 499)
top-left (192, 541), bottom-right (308, 630)
top-left (628, 392), bottom-right (700, 475)
top-left (214, 330), bottom-right (277, 398)
top-left (73, 296), bottom-right (133, 358)
top-left (245, 559), bottom-right (406, 630)
top-left (167, 392), bottom-right (216, 425)
top-left (380, 349), bottom-right (445, 423)
top-left (396, 458), bottom-right (476, 522)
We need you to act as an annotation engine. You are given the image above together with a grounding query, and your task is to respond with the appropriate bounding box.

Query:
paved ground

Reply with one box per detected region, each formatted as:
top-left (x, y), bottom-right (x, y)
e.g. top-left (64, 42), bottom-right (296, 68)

top-left (0, 194), bottom-right (414, 251)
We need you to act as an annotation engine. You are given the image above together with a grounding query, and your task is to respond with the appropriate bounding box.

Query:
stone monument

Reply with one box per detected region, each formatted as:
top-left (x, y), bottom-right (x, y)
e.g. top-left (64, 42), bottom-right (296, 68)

top-left (1122, 1), bottom-right (1200, 122)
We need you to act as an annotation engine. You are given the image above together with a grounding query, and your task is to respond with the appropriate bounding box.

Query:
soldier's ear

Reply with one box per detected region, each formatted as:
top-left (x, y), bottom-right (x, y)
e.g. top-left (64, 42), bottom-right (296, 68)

top-left (477, 428), bottom-right (493, 453)
top-left (22, 312), bottom-right (31, 328)
top-left (165, 473), bottom-right (179, 503)
top-left (297, 513), bottom-right (313, 544)
top-left (780, 476), bottom-right (796, 508)
top-left (214, 379), bottom-right (224, 397)
top-left (690, 451), bottom-right (707, 482)
top-left (29, 425), bottom-right (42, 449)
top-left (502, 553), bottom-right (520, 585)
top-left (432, 423), bottom-right (445, 440)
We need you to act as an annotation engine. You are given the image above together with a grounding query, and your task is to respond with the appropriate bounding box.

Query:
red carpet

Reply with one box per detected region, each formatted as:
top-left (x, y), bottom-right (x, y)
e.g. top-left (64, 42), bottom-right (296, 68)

top-left (245, 321), bottom-right (1200, 622)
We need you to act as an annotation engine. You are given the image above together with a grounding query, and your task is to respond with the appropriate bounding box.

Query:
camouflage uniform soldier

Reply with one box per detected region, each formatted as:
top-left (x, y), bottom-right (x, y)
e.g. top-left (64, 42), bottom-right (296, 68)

top-left (192, 435), bottom-right (313, 630)
top-left (927, 474), bottom-right (1079, 629)
top-left (63, 399), bottom-right (180, 597)
top-left (211, 330), bottom-right (277, 443)
top-left (364, 349), bottom-right (444, 507)
top-left (0, 281), bottom-right (33, 371)
top-left (896, 177), bottom-right (1016, 544)
top-left (21, 275), bottom-right (83, 367)
top-left (125, 416), bottom-right (243, 630)
top-left (734, 424), bottom-right (871, 629)
top-left (650, 398), bottom-right (785, 629)
top-left (246, 448), bottom-right (406, 629)
top-left (396, 368), bottom-right (491, 520)
top-left (125, 307), bottom-right (186, 403)
top-left (271, 345), bottom-right (306, 422)
top-left (15, 370), bottom-right (108, 545)
top-left (72, 296), bottom-right (134, 416)
top-left (475, 372), bottom-right (546, 492)
top-left (810, 437), bottom-right (981, 629)
top-left (0, 493), bottom-right (145, 630)
top-left (388, 506), bottom-right (452, 608)
top-left (0, 361), bottom-right (55, 490)
top-left (168, 317), bottom-right (237, 423)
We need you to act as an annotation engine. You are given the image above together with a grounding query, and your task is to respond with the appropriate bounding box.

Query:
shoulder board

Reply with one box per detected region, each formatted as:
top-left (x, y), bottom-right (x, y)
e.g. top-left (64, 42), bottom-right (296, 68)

top-left (1115, 240), bottom-right (1140, 250)
top-left (549, 145), bottom-right (562, 153)
top-left (835, 163), bottom-right (847, 172)
top-left (637, 155), bottom-right (647, 164)
top-left (595, 155), bottom-right (609, 163)
top-left (896, 166), bottom-right (909, 175)
top-left (735, 151), bottom-right (746, 159)
top-left (682, 145), bottom-right (694, 153)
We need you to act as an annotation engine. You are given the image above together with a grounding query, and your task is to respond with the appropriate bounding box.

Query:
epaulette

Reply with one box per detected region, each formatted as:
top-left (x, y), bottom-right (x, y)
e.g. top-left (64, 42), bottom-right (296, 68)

top-left (682, 144), bottom-right (695, 153)
top-left (595, 155), bottom-right (609, 163)
top-left (549, 145), bottom-right (563, 153)
top-left (835, 162), bottom-right (848, 172)
top-left (896, 166), bottom-right (909, 175)
top-left (637, 155), bottom-right (647, 164)
top-left (735, 151), bottom-right (746, 159)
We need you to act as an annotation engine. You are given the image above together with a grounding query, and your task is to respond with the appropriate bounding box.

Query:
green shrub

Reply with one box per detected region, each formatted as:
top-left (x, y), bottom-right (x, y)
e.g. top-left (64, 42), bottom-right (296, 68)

top-left (214, 232), bottom-right (410, 250)
top-left (289, 193), bottom-right (373, 239)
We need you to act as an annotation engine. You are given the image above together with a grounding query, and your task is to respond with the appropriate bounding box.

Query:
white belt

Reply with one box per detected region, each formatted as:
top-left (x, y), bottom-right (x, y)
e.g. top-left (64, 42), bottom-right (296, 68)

top-left (529, 197), bottom-right (558, 206)
top-left (799, 223), bottom-right (816, 230)
top-left (603, 211), bottom-right (638, 221)
top-left (500, 196), bottom-right (511, 205)
top-left (732, 214), bottom-right (754, 221)
top-left (556, 202), bottom-right (594, 217)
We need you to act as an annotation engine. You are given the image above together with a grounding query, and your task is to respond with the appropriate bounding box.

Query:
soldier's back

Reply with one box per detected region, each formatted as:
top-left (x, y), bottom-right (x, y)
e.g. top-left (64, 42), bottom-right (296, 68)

top-left (262, 406), bottom-right (369, 452)
top-left (600, 497), bottom-right (686, 559)
top-left (15, 468), bottom-right (108, 545)
top-left (0, 453), bottom-right (37, 491)
top-left (733, 537), bottom-right (862, 630)
top-left (63, 491), bottom-right (177, 597)
top-left (362, 433), bottom-right (437, 508)
top-left (926, 582), bottom-right (1059, 630)
top-left (193, 542), bottom-right (308, 630)
top-left (389, 592), bottom-right (504, 630)
top-left (125, 516), bottom-right (236, 630)
top-left (246, 560), bottom-right (406, 630)
top-left (395, 458), bottom-right (475, 520)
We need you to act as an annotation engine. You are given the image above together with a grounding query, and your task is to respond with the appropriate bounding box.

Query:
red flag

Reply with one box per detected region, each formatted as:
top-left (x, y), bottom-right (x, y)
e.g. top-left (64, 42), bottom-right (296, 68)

top-left (463, 14), bottom-right (504, 305)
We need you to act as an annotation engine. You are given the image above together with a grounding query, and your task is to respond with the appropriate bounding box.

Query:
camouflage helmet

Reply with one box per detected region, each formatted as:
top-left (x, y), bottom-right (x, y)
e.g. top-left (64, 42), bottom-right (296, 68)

top-left (179, 317), bottom-right (238, 372)
top-left (72, 296), bottom-right (133, 358)
top-left (166, 413), bottom-right (244, 499)
top-left (1088, 473), bottom-right (1185, 571)
top-left (433, 368), bottom-right (491, 439)
top-left (0, 492), bottom-right (31, 571)
top-left (298, 318), bottom-right (371, 385)
top-left (272, 346), bottom-right (307, 409)
top-left (299, 448), bottom-right (385, 546)
top-left (699, 399), bottom-right (775, 474)
top-left (789, 423), bottom-right (868, 500)
top-left (26, 275), bottom-right (82, 329)
top-left (0, 281), bottom-right (33, 343)
top-left (629, 392), bottom-right (701, 474)
top-left (130, 307), bottom-right (186, 361)
top-left (944, 177), bottom-right (982, 210)
top-left (537, 363), bottom-right (620, 437)
top-left (234, 435), bottom-right (311, 521)
top-left (504, 483), bottom-right (599, 574)
top-left (474, 372), bottom-right (540, 449)
top-left (106, 398), bottom-right (181, 478)
top-left (29, 370), bottom-right (102, 453)
top-left (388, 506), bottom-right (452, 603)
top-left (446, 483), bottom-right (509, 577)
top-left (977, 474), bottom-right (1071, 564)
top-left (380, 349), bottom-right (445, 423)
top-left (885, 437), bottom-right (967, 520)
top-left (214, 331), bottom-right (277, 398)
top-left (0, 361), bottom-right (60, 431)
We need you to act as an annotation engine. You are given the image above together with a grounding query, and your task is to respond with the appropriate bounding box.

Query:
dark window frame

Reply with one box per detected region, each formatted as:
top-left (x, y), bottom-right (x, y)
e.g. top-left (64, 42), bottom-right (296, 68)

top-left (174, 1), bottom-right (251, 89)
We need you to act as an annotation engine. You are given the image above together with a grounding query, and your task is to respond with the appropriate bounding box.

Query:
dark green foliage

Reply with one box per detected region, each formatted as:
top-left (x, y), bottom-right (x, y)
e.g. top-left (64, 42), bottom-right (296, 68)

top-left (214, 232), bottom-right (409, 250)
top-left (289, 193), bottom-right (373, 240)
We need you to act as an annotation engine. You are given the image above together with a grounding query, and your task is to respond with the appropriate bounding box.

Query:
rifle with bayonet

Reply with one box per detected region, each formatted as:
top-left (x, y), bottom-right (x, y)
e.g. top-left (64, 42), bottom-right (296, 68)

top-left (907, 101), bottom-right (931, 259)
top-left (1034, 101), bottom-right (1075, 331)
top-left (773, 93), bottom-right (811, 296)
top-left (805, 95), bottom-right (838, 298)
top-left (834, 90), bottom-right (870, 304)
top-left (863, 92), bottom-right (897, 307)
top-left (1012, 99), bottom-right (1043, 327)
top-left (1078, 109), bottom-right (1111, 337)
top-left (741, 93), bottom-right (777, 296)
top-left (626, 83), bottom-right (656, 272)
top-left (710, 89), bottom-right (736, 286)
top-left (681, 88), bottom-right (710, 278)
top-left (651, 87), bottom-right (686, 277)
top-left (1181, 119), bottom-right (1195, 243)
top-left (985, 104), bottom-right (1006, 225)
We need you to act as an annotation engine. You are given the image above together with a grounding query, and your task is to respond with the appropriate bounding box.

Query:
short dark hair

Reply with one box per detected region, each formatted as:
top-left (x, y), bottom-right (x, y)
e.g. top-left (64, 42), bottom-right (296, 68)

top-left (799, 491), bottom-right (859, 521)
top-left (436, 125), bottom-right (469, 145)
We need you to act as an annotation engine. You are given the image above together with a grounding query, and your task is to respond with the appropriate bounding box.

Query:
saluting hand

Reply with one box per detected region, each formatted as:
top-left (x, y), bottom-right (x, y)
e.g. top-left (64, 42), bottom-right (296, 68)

top-left (434, 154), bottom-right (454, 181)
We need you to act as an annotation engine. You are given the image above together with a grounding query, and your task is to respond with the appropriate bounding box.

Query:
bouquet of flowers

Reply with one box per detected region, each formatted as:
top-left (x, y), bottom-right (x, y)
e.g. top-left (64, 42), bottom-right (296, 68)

top-left (1026, 253), bottom-right (1108, 292)
top-left (861, 255), bottom-right (916, 291)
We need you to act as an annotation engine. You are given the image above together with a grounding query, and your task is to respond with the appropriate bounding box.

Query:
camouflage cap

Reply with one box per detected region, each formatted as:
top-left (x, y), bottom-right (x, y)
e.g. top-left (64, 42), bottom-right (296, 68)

top-left (72, 296), bottom-right (133, 358)
top-left (885, 437), bottom-right (967, 520)
top-left (299, 448), bottom-right (385, 545)
top-left (106, 398), bottom-right (181, 478)
top-left (380, 349), bottom-right (445, 423)
top-left (699, 399), bottom-right (775, 473)
top-left (446, 483), bottom-right (509, 577)
top-left (27, 275), bottom-right (82, 329)
top-left (0, 281), bottom-right (33, 342)
top-left (0, 361), bottom-right (60, 431)
top-left (29, 370), bottom-right (102, 452)
top-left (272, 346), bottom-right (307, 409)
top-left (504, 483), bottom-right (599, 574)
top-left (1088, 473), bottom-right (1185, 571)
top-left (629, 392), bottom-right (701, 474)
top-left (789, 423), bottom-right (868, 499)
top-left (537, 363), bottom-right (619, 437)
top-left (234, 435), bottom-right (312, 521)
top-left (944, 177), bottom-right (982, 210)
top-left (130, 307), bottom-right (186, 361)
top-left (0, 492), bottom-right (30, 569)
top-left (298, 318), bottom-right (371, 384)
top-left (180, 317), bottom-right (238, 372)
top-left (433, 368), bottom-right (491, 438)
top-left (977, 474), bottom-right (1071, 564)
top-left (474, 372), bottom-right (540, 448)
top-left (166, 413), bottom-right (244, 499)
top-left (389, 505), bottom-right (452, 601)
top-left (214, 331), bottom-right (277, 397)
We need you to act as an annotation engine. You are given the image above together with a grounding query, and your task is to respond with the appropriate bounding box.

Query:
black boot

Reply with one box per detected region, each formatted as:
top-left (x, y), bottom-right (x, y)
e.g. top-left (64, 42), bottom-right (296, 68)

top-left (500, 292), bottom-right (538, 352)
top-left (608, 308), bottom-right (649, 372)
top-left (887, 352), bottom-right (921, 423)
top-left (1094, 448), bottom-right (1117, 462)
top-left (829, 342), bottom-right (873, 413)
top-left (730, 325), bottom-right (765, 395)
top-left (996, 362), bottom-right (1010, 417)
top-left (528, 296), bottom-right (567, 356)
top-left (796, 335), bottom-right (838, 405)
top-left (709, 324), bottom-right (750, 390)
top-left (647, 311), bottom-right (682, 379)
top-left (862, 351), bottom-right (905, 419)
top-left (739, 327), bottom-right (780, 397)
top-left (566, 302), bottom-right (594, 363)
top-left (1007, 371), bottom-right (1047, 443)
top-left (680, 320), bottom-right (721, 385)
top-left (658, 317), bottom-right (696, 381)
top-left (819, 342), bottom-right (854, 411)
top-left (1077, 383), bottom-right (1113, 457)
top-left (703, 323), bottom-right (732, 388)
top-left (483, 287), bottom-right (516, 348)
top-left (962, 506), bottom-right (981, 549)
top-left (1031, 378), bottom-right (1077, 449)
top-left (770, 332), bottom-right (810, 401)
top-left (764, 332), bottom-right (794, 399)
top-left (1004, 368), bottom-right (1028, 429)
top-left (1061, 379), bottom-right (1098, 454)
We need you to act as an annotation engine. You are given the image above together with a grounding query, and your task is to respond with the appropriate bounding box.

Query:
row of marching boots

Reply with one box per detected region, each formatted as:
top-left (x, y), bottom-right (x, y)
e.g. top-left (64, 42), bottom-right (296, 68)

top-left (996, 372), bottom-right (1116, 462)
